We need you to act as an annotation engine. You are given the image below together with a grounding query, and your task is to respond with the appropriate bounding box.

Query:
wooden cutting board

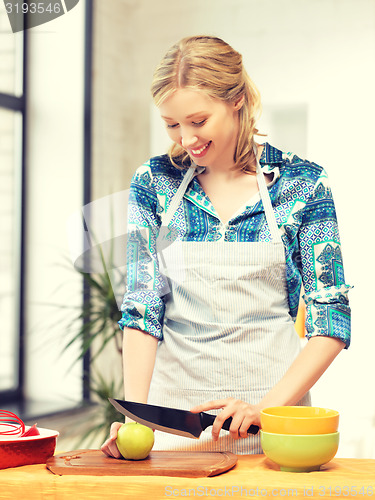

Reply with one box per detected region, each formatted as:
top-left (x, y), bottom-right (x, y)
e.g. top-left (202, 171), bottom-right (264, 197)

top-left (46, 449), bottom-right (238, 477)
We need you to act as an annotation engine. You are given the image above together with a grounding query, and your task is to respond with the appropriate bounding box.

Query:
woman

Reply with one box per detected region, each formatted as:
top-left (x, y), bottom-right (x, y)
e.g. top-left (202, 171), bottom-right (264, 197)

top-left (101, 35), bottom-right (351, 457)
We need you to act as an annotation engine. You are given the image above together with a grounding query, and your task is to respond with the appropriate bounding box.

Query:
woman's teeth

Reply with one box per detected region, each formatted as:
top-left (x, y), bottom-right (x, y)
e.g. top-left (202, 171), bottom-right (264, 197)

top-left (191, 142), bottom-right (210, 155)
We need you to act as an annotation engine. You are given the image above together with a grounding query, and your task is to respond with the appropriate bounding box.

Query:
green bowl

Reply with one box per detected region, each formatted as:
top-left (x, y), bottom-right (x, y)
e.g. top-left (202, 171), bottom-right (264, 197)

top-left (260, 430), bottom-right (339, 472)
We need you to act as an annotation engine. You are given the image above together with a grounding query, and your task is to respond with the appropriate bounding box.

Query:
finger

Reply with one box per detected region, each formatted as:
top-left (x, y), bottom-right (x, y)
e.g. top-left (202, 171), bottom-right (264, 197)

top-left (101, 442), bottom-right (113, 457)
top-left (190, 399), bottom-right (233, 413)
top-left (100, 439), bottom-right (119, 458)
top-left (238, 416), bottom-right (255, 439)
top-left (212, 403), bottom-right (248, 441)
top-left (227, 415), bottom-right (245, 440)
top-left (107, 440), bottom-right (122, 459)
top-left (211, 409), bottom-right (236, 441)
top-left (100, 422), bottom-right (123, 458)
top-left (101, 437), bottom-right (122, 459)
top-left (110, 421), bottom-right (123, 439)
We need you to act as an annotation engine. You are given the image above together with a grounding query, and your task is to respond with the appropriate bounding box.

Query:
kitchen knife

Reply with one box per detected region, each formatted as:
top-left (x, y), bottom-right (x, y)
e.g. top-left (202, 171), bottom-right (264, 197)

top-left (109, 398), bottom-right (259, 439)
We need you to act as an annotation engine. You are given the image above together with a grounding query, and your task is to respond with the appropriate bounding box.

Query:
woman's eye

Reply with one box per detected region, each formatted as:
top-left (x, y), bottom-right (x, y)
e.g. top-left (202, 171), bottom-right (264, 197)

top-left (193, 119), bottom-right (207, 126)
top-left (166, 123), bottom-right (179, 129)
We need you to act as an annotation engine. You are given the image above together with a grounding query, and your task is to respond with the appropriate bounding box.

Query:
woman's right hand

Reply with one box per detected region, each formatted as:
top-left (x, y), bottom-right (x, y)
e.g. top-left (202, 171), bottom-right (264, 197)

top-left (100, 422), bottom-right (124, 458)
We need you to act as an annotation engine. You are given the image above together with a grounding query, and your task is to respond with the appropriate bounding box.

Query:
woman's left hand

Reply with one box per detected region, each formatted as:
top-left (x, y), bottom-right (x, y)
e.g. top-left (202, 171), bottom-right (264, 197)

top-left (190, 398), bottom-right (261, 441)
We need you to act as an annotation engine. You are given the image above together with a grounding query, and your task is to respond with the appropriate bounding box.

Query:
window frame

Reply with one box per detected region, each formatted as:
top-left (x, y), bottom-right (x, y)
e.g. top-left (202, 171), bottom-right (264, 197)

top-left (0, 28), bottom-right (27, 403)
top-left (0, 0), bottom-right (93, 407)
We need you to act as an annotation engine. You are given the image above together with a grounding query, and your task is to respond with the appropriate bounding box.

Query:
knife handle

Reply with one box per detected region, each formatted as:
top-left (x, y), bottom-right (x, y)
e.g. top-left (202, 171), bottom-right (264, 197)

top-left (200, 412), bottom-right (260, 435)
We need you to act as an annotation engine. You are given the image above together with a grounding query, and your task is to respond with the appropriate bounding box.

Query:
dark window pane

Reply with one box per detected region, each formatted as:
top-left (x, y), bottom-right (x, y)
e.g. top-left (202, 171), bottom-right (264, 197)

top-left (0, 108), bottom-right (22, 391)
top-left (0, 9), bottom-right (23, 96)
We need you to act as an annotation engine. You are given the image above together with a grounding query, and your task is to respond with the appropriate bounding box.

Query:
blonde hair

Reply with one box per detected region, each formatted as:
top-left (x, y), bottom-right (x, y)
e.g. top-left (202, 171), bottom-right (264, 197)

top-left (151, 35), bottom-right (262, 173)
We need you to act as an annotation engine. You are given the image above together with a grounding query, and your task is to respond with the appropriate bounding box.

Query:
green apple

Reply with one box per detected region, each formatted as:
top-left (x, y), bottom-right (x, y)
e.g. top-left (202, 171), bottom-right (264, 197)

top-left (116, 422), bottom-right (155, 460)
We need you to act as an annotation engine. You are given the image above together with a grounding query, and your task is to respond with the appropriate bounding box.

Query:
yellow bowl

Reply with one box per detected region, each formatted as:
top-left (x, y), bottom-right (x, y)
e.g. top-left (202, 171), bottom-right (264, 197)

top-left (260, 406), bottom-right (339, 435)
top-left (260, 430), bottom-right (339, 472)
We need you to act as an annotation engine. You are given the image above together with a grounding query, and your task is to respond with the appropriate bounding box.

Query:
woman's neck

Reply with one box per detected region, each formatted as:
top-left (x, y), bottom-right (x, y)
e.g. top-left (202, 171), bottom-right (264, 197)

top-left (198, 144), bottom-right (263, 180)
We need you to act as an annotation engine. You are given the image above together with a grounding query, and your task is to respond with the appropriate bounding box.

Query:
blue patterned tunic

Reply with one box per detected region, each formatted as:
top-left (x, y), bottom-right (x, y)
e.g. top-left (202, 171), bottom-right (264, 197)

top-left (119, 143), bottom-right (351, 348)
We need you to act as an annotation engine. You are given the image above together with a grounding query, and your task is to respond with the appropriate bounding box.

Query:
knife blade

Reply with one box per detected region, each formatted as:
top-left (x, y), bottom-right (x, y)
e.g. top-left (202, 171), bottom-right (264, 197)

top-left (109, 398), bottom-right (259, 439)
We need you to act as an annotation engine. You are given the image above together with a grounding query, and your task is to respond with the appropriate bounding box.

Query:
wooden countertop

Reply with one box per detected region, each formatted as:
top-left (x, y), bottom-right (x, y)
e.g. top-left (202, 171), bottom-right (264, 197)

top-left (0, 454), bottom-right (374, 499)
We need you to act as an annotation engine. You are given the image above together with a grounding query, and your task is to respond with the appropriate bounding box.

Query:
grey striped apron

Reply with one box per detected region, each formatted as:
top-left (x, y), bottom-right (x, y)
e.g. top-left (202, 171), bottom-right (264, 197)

top-left (148, 154), bottom-right (310, 454)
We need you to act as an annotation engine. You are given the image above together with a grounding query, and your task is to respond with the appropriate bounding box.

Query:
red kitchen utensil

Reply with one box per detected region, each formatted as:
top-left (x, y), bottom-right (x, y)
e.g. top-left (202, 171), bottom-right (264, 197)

top-left (0, 410), bottom-right (58, 469)
top-left (0, 426), bottom-right (59, 469)
top-left (0, 410), bottom-right (25, 437)
top-left (21, 423), bottom-right (40, 437)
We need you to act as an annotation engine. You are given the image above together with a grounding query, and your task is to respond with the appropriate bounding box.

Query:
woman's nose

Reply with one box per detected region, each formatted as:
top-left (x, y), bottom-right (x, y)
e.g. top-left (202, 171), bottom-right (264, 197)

top-left (180, 131), bottom-right (198, 149)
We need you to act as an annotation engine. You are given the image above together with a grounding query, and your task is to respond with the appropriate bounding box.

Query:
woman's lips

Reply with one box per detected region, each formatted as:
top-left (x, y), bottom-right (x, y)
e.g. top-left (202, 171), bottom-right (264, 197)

top-left (189, 141), bottom-right (211, 158)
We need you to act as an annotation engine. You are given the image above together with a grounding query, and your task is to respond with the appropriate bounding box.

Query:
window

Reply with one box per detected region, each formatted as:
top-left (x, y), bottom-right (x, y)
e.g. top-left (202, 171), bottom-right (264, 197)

top-left (0, 8), bottom-right (26, 401)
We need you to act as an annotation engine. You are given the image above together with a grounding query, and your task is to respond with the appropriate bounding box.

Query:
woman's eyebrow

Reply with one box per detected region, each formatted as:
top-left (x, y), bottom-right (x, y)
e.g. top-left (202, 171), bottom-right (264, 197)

top-left (161, 111), bottom-right (208, 120)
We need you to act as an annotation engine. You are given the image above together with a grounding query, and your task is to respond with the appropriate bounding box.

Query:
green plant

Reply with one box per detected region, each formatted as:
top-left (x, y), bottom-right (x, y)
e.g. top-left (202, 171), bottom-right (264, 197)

top-left (64, 265), bottom-right (123, 364)
top-left (75, 370), bottom-right (124, 448)
top-left (62, 236), bottom-right (126, 447)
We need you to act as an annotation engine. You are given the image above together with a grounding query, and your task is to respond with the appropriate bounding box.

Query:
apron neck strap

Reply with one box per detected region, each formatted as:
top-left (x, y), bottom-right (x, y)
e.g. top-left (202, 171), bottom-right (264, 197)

top-left (255, 145), bottom-right (281, 242)
top-left (162, 166), bottom-right (196, 227)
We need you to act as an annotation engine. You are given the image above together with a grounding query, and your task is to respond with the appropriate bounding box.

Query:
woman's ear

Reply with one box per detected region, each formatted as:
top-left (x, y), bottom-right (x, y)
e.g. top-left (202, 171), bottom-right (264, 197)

top-left (234, 94), bottom-right (245, 111)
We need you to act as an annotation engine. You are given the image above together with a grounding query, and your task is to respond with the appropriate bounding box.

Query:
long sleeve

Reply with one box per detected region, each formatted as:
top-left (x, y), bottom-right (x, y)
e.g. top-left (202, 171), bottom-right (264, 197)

top-left (118, 161), bottom-right (167, 340)
top-left (298, 168), bottom-right (352, 348)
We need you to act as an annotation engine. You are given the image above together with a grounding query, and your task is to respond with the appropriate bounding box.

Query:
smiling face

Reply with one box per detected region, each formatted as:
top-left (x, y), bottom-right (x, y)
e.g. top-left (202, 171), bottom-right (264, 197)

top-left (159, 88), bottom-right (243, 171)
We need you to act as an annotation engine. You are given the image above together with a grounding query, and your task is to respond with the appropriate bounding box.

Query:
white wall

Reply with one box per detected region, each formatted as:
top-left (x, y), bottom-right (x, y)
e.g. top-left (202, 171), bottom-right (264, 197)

top-left (25, 2), bottom-right (85, 407)
top-left (111, 0), bottom-right (374, 457)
